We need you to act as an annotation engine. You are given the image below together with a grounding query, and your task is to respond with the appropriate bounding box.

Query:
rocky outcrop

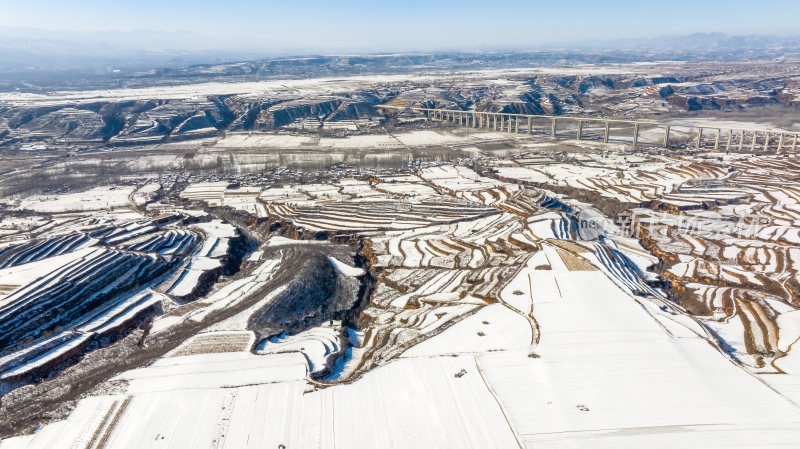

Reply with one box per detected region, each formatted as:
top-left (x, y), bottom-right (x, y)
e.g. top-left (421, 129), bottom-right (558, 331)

top-left (247, 250), bottom-right (361, 340)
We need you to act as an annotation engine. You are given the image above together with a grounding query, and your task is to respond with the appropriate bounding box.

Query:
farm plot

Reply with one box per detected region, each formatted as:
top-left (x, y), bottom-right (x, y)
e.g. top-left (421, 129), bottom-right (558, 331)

top-left (8, 218), bottom-right (800, 449)
top-left (9, 148), bottom-right (800, 448)
top-left (492, 154), bottom-right (728, 204)
top-left (0, 209), bottom-right (236, 385)
top-left (169, 331), bottom-right (255, 357)
top-left (628, 155), bottom-right (800, 373)
top-left (214, 158), bottom-right (679, 385)
top-left (4, 186), bottom-right (135, 212)
top-left (264, 198), bottom-right (495, 232)
top-left (164, 220), bottom-right (237, 299)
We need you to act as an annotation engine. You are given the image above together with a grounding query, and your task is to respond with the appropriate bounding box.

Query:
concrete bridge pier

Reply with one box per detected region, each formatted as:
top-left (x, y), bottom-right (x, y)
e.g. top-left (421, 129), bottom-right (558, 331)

top-left (410, 107), bottom-right (796, 153)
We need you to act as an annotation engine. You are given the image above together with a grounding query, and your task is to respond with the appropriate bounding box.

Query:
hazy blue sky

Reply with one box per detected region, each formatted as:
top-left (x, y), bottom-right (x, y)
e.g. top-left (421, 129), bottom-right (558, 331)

top-left (1, 0), bottom-right (799, 51)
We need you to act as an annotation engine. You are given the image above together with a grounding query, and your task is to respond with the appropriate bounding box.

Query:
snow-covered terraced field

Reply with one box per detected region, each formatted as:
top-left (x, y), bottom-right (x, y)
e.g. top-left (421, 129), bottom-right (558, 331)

top-left (616, 155), bottom-right (800, 375)
top-left (488, 151), bottom-right (800, 406)
top-left (6, 218), bottom-right (800, 448)
top-left (5, 150), bottom-right (800, 448)
top-left (0, 207), bottom-right (241, 385)
top-left (495, 153), bottom-right (729, 205)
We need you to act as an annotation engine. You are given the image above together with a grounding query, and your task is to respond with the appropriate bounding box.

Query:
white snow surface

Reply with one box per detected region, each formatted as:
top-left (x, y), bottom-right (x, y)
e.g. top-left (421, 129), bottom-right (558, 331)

top-left (9, 249), bottom-right (800, 449)
top-left (327, 256), bottom-right (365, 277)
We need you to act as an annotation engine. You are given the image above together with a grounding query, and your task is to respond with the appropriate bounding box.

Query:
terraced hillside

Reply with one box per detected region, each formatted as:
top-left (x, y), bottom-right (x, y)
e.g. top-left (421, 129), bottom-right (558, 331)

top-left (170, 161), bottom-right (726, 386)
top-left (490, 151), bottom-right (800, 381)
top-left (3, 60), bottom-right (800, 150)
top-left (0, 188), bottom-right (251, 392)
top-left (7, 148), bottom-right (800, 448)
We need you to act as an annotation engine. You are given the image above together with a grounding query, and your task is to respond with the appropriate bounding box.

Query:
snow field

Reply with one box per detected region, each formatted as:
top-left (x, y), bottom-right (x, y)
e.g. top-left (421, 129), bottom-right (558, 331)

top-left (5, 186), bottom-right (135, 212)
top-left (257, 325), bottom-right (343, 375)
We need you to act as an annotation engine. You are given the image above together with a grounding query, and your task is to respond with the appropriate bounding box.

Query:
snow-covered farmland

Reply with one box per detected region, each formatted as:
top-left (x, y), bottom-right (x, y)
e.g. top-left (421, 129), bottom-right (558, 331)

top-left (5, 150), bottom-right (800, 448)
top-left (3, 186), bottom-right (135, 212)
top-left (0, 204), bottom-right (243, 387)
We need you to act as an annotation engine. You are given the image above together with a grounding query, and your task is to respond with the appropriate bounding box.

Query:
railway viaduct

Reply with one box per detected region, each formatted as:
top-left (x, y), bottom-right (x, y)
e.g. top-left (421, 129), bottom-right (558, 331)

top-left (379, 104), bottom-right (799, 152)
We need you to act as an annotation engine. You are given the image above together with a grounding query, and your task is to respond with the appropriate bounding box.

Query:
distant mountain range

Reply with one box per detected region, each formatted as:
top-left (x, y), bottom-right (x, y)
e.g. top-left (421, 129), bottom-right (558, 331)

top-left (1, 28), bottom-right (799, 91)
top-left (581, 32), bottom-right (800, 51)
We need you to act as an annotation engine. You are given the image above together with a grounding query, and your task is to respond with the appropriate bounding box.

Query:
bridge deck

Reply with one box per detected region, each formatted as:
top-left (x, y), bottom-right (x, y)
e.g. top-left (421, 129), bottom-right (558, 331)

top-left (379, 104), bottom-right (798, 151)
